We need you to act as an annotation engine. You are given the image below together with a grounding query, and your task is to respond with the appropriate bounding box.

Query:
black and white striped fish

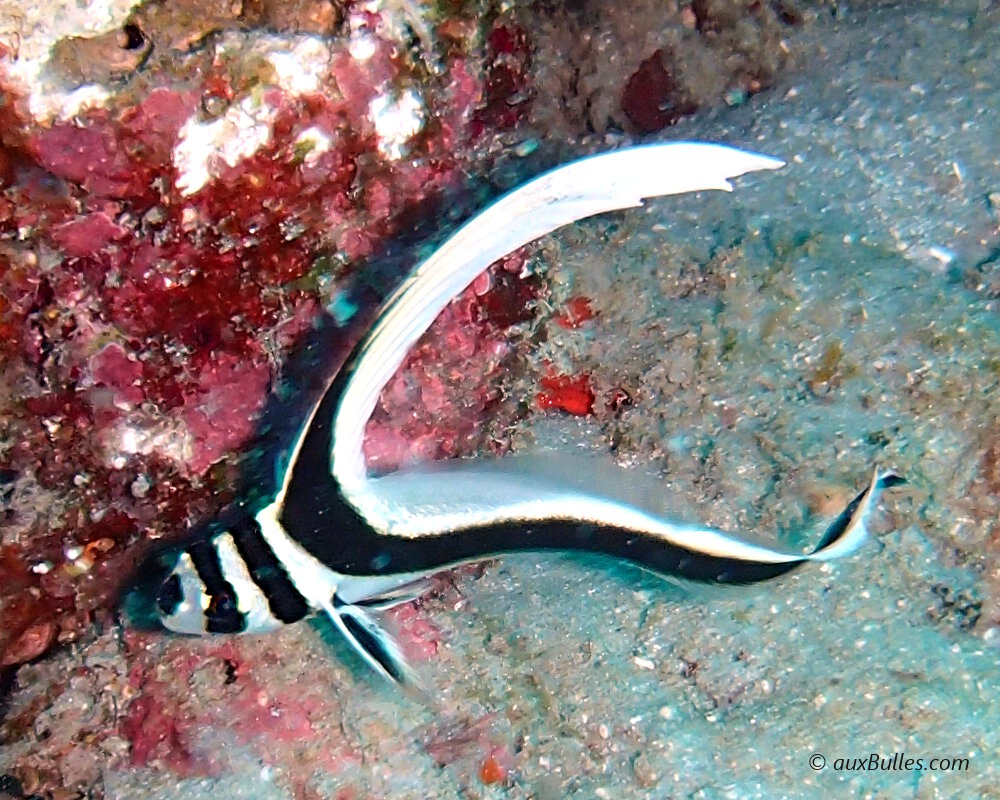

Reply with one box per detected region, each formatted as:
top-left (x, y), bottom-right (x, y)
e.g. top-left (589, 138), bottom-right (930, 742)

top-left (154, 142), bottom-right (903, 686)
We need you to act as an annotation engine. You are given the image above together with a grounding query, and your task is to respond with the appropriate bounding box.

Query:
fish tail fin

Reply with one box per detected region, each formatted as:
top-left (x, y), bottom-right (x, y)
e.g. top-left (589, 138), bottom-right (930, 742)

top-left (806, 468), bottom-right (905, 561)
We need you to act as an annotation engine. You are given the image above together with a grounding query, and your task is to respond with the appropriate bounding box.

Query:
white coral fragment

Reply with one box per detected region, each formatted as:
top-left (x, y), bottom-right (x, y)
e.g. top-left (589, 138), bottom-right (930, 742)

top-left (370, 88), bottom-right (425, 160)
top-left (173, 93), bottom-right (281, 196)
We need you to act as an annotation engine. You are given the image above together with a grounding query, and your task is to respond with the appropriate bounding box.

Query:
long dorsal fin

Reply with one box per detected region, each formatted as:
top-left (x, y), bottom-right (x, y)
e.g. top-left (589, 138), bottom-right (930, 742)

top-left (328, 143), bottom-right (784, 509)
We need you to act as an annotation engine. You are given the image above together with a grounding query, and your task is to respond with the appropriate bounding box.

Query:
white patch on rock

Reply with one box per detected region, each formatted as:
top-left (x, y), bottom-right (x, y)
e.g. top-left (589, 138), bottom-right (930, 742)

top-left (370, 88), bottom-right (425, 160)
top-left (361, 0), bottom-right (435, 64)
top-left (347, 15), bottom-right (378, 62)
top-left (0, 0), bottom-right (142, 121)
top-left (173, 93), bottom-right (281, 196)
top-left (109, 420), bottom-right (193, 469)
top-left (30, 83), bottom-right (113, 122)
top-left (172, 34), bottom-right (333, 195)
top-left (263, 35), bottom-right (331, 96)
top-left (293, 125), bottom-right (334, 167)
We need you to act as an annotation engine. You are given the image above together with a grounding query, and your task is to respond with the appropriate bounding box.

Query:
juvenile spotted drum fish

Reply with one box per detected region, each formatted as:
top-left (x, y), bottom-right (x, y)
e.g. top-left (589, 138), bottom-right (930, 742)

top-left (155, 142), bottom-right (902, 685)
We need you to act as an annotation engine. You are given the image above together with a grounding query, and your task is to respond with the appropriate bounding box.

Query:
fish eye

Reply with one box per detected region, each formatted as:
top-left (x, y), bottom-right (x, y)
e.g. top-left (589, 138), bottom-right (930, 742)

top-left (119, 547), bottom-right (185, 631)
top-left (156, 573), bottom-right (183, 616)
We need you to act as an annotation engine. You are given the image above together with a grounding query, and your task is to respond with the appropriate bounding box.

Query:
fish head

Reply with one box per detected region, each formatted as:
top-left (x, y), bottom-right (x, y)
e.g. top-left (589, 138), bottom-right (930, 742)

top-left (154, 512), bottom-right (309, 635)
top-left (119, 532), bottom-right (242, 636)
top-left (155, 546), bottom-right (237, 635)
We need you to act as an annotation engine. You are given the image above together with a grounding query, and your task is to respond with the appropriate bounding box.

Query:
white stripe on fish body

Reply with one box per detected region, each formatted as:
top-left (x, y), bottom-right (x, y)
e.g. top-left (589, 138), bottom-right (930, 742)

top-left (255, 502), bottom-right (432, 686)
top-left (212, 532), bottom-right (286, 632)
top-left (348, 459), bottom-right (894, 564)
top-left (254, 502), bottom-right (340, 611)
top-left (253, 502), bottom-right (434, 607)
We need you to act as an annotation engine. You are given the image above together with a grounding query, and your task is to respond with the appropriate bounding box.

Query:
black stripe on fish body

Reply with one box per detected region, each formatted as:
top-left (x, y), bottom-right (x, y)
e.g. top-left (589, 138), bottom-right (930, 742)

top-left (187, 539), bottom-right (246, 634)
top-left (238, 295), bottom-right (385, 507)
top-left (277, 362), bottom-right (385, 559)
top-left (227, 516), bottom-right (311, 624)
top-left (283, 513), bottom-right (800, 586)
top-left (156, 572), bottom-right (184, 616)
top-left (562, 470), bottom-right (904, 583)
top-left (278, 452), bottom-right (896, 586)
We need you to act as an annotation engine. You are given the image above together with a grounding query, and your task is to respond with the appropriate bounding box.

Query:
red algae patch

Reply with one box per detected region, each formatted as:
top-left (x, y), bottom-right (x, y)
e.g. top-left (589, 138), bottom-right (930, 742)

top-left (0, 0), bottom-right (519, 672)
top-left (118, 631), bottom-right (363, 782)
top-left (536, 372), bottom-right (596, 417)
top-left (621, 48), bottom-right (698, 134)
top-left (0, 605), bottom-right (57, 667)
top-left (0, 624), bottom-right (365, 797)
top-left (179, 353), bottom-right (272, 476)
top-left (553, 294), bottom-right (596, 330)
top-left (386, 601), bottom-right (443, 662)
top-left (90, 342), bottom-right (145, 408)
top-left (51, 211), bottom-right (128, 258)
top-left (478, 745), bottom-right (512, 785)
top-left (471, 23), bottom-right (534, 136)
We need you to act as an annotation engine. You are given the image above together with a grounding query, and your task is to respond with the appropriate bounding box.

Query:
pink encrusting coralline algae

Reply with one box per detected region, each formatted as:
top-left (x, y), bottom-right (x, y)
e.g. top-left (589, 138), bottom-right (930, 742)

top-left (0, 7), bottom-right (544, 670)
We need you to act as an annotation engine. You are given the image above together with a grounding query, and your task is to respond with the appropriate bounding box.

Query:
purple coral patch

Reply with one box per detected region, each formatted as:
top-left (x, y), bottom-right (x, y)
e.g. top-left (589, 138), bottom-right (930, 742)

top-left (621, 49), bottom-right (697, 133)
top-left (53, 211), bottom-right (127, 258)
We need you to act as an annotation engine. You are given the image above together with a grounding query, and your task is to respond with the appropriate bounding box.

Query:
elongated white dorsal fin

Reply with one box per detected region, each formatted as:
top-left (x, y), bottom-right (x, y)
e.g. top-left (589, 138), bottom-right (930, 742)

top-left (331, 142), bottom-right (784, 501)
